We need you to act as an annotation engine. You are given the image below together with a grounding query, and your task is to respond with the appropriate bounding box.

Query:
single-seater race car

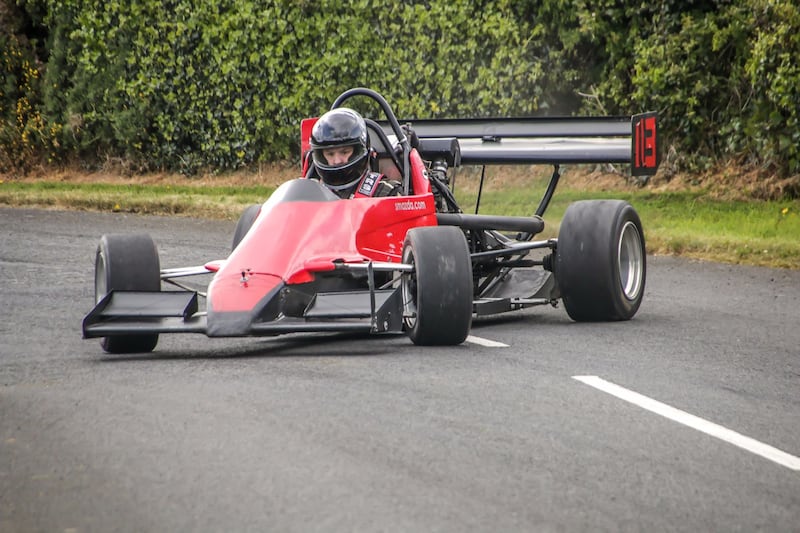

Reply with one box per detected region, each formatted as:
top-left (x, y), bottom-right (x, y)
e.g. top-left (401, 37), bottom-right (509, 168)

top-left (82, 87), bottom-right (659, 352)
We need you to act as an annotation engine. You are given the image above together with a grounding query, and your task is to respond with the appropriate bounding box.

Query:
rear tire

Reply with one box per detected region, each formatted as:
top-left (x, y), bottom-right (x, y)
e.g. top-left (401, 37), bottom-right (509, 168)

top-left (232, 204), bottom-right (261, 251)
top-left (95, 234), bottom-right (161, 353)
top-left (402, 226), bottom-right (473, 345)
top-left (555, 200), bottom-right (646, 321)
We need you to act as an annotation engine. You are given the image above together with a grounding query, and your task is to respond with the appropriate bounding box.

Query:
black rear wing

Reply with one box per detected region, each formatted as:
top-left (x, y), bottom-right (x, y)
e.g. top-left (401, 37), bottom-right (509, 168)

top-left (381, 112), bottom-right (659, 177)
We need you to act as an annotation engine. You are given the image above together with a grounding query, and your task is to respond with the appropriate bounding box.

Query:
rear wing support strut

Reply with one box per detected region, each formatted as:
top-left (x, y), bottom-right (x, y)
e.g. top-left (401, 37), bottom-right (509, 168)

top-left (535, 164), bottom-right (562, 218)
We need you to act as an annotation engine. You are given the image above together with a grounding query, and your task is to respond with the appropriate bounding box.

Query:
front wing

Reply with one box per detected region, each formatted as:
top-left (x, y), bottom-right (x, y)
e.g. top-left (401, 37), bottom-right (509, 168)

top-left (82, 260), bottom-right (410, 339)
top-left (82, 286), bottom-right (406, 338)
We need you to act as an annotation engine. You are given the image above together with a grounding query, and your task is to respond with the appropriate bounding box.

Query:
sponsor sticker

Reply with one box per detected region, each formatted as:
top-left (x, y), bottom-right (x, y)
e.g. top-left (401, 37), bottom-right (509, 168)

top-left (357, 173), bottom-right (378, 196)
top-left (394, 200), bottom-right (427, 211)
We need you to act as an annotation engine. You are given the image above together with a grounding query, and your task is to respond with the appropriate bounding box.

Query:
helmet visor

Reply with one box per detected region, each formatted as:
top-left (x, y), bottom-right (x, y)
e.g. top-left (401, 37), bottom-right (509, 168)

top-left (312, 141), bottom-right (367, 170)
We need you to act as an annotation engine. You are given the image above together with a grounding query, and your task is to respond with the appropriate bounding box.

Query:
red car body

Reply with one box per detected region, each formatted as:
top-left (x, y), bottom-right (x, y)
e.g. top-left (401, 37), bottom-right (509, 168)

top-left (83, 87), bottom-right (659, 352)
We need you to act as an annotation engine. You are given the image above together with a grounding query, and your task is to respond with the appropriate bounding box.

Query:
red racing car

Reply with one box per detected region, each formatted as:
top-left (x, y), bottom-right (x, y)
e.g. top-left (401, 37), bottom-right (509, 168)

top-left (82, 87), bottom-right (659, 352)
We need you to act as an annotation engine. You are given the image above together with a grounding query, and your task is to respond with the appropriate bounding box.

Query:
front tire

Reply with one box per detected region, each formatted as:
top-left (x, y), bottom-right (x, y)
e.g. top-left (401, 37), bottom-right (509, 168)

top-left (95, 234), bottom-right (161, 353)
top-left (232, 204), bottom-right (261, 251)
top-left (402, 226), bottom-right (473, 345)
top-left (555, 200), bottom-right (646, 321)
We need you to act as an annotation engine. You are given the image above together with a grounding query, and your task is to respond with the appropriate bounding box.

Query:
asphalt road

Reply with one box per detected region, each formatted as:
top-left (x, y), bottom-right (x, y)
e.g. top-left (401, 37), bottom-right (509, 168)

top-left (1, 206), bottom-right (799, 532)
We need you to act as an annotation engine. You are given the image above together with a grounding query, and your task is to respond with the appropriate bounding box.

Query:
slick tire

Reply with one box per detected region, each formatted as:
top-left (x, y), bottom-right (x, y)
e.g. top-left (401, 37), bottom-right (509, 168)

top-left (402, 226), bottom-right (473, 345)
top-left (555, 200), bottom-right (646, 321)
top-left (95, 234), bottom-right (161, 353)
top-left (232, 204), bottom-right (261, 251)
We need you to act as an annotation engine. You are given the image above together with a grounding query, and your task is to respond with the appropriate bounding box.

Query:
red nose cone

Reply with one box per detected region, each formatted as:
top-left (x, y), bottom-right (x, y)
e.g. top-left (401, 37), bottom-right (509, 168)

top-left (207, 272), bottom-right (283, 313)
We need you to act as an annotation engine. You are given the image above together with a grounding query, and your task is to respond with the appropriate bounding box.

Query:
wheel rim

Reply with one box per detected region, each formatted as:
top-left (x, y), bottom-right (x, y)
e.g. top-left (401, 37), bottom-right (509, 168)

top-left (401, 247), bottom-right (417, 328)
top-left (618, 221), bottom-right (644, 300)
top-left (95, 250), bottom-right (108, 304)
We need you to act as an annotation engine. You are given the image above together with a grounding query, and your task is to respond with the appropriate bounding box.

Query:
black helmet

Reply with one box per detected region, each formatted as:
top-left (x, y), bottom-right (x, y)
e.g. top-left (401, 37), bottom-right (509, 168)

top-left (310, 108), bottom-right (370, 189)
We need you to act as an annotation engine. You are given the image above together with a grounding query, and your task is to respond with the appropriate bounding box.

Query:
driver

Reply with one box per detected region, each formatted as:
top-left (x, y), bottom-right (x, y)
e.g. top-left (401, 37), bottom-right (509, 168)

top-left (309, 107), bottom-right (402, 199)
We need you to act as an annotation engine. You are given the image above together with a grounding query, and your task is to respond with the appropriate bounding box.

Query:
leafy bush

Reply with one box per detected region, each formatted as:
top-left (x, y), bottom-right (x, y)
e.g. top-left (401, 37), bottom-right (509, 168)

top-left (21, 0), bottom-right (560, 173)
top-left (1, 1), bottom-right (61, 171)
top-left (581, 0), bottom-right (800, 178)
top-left (1, 0), bottom-right (799, 189)
top-left (745, 0), bottom-right (800, 177)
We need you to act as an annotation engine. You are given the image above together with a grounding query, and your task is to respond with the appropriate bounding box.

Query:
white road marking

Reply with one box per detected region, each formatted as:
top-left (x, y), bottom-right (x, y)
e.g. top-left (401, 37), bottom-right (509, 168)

top-left (466, 335), bottom-right (509, 348)
top-left (573, 375), bottom-right (800, 471)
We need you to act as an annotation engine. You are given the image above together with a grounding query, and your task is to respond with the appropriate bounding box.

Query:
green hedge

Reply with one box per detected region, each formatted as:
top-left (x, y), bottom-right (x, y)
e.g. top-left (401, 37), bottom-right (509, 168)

top-left (1, 0), bottom-right (799, 186)
top-left (6, 0), bottom-right (563, 172)
top-left (588, 0), bottom-right (800, 178)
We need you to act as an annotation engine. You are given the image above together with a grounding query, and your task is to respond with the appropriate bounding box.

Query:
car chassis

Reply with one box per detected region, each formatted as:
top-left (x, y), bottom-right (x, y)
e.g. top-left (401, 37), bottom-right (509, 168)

top-left (82, 87), bottom-right (659, 352)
